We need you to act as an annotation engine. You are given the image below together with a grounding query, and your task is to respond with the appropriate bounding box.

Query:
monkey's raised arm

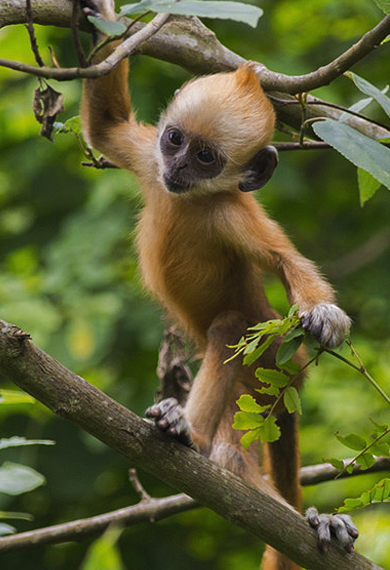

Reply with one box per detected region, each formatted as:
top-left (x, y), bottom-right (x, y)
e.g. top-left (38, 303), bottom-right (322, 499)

top-left (81, 0), bottom-right (156, 178)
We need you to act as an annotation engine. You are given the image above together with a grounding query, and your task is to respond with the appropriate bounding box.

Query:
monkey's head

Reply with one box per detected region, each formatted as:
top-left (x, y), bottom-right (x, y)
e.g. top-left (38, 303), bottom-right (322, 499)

top-left (157, 66), bottom-right (277, 195)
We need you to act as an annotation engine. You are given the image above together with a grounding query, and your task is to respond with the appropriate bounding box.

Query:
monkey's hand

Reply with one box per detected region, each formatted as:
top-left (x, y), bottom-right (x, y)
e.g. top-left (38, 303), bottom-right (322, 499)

top-left (80, 0), bottom-right (116, 21)
top-left (300, 303), bottom-right (351, 348)
top-left (306, 507), bottom-right (359, 554)
top-left (146, 397), bottom-right (199, 450)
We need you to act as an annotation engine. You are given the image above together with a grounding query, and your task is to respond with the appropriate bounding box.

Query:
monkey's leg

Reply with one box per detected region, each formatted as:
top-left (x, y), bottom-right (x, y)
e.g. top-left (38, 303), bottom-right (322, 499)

top-left (261, 411), bottom-right (302, 570)
top-left (147, 310), bottom-right (250, 454)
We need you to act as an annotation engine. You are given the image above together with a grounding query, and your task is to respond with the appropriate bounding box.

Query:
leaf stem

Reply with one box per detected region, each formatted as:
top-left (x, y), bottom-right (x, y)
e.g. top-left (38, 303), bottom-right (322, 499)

top-left (325, 341), bottom-right (390, 408)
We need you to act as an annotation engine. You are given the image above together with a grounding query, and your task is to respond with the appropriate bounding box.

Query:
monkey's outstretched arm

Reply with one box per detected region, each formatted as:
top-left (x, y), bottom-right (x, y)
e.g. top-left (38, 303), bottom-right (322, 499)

top-left (229, 197), bottom-right (351, 347)
top-left (80, 0), bottom-right (156, 176)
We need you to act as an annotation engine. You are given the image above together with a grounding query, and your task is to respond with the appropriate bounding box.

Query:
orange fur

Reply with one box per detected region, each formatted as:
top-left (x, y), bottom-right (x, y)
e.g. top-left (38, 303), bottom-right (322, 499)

top-left (82, 31), bottom-right (339, 570)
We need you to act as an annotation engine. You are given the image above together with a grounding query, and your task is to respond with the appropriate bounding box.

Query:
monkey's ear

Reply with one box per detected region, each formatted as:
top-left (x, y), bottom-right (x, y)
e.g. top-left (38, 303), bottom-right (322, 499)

top-left (238, 146), bottom-right (278, 192)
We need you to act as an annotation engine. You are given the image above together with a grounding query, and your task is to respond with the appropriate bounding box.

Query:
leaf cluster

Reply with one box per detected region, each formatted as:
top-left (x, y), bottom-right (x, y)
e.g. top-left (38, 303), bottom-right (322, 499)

top-left (231, 306), bottom-right (306, 448)
top-left (312, 72), bottom-right (390, 206)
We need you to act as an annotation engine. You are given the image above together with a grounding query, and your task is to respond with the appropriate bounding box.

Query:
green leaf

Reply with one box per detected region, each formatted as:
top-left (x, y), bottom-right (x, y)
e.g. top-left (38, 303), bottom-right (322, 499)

top-left (0, 462), bottom-right (45, 496)
top-left (255, 368), bottom-right (290, 387)
top-left (256, 384), bottom-right (279, 397)
top-left (0, 523), bottom-right (16, 536)
top-left (339, 479), bottom-right (390, 512)
top-left (81, 526), bottom-right (125, 570)
top-left (277, 358), bottom-right (301, 375)
top-left (372, 0), bottom-right (390, 13)
top-left (335, 432), bottom-right (367, 451)
top-left (0, 437), bottom-right (55, 451)
top-left (0, 510), bottom-right (33, 521)
top-left (87, 16), bottom-right (127, 36)
top-left (232, 411), bottom-right (264, 430)
top-left (240, 428), bottom-right (261, 449)
top-left (358, 167), bottom-right (381, 205)
top-left (276, 335), bottom-right (303, 366)
top-left (324, 457), bottom-right (344, 471)
top-left (346, 72), bottom-right (390, 118)
top-left (236, 394), bottom-right (262, 413)
top-left (358, 453), bottom-right (376, 470)
top-left (0, 390), bottom-right (35, 406)
top-left (283, 387), bottom-right (302, 414)
top-left (258, 416), bottom-right (281, 443)
top-left (243, 335), bottom-right (275, 365)
top-left (313, 119), bottom-right (390, 192)
top-left (121, 0), bottom-right (263, 27)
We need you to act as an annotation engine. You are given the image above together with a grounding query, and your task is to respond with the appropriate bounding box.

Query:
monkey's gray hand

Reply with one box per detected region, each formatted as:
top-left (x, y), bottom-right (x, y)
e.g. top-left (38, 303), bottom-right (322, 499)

top-left (80, 0), bottom-right (116, 20)
top-left (306, 507), bottom-right (358, 554)
top-left (300, 303), bottom-right (351, 348)
top-left (146, 397), bottom-right (198, 450)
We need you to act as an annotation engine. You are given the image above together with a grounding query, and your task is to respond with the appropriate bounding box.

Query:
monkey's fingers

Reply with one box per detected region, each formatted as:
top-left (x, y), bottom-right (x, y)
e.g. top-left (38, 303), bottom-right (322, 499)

top-left (300, 303), bottom-right (351, 348)
top-left (146, 397), bottom-right (197, 449)
top-left (306, 507), bottom-right (358, 554)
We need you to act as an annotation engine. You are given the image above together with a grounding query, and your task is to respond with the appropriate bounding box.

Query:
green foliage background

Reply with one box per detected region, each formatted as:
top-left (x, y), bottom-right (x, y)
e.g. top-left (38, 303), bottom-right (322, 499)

top-left (0, 0), bottom-right (390, 568)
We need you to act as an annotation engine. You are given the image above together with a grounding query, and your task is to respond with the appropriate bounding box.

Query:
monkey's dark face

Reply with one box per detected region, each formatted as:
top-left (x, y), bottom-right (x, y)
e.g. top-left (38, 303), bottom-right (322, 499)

top-left (159, 126), bottom-right (227, 194)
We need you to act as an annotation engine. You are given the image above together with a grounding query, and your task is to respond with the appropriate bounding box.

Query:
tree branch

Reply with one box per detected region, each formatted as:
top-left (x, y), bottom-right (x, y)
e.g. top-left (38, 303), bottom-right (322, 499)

top-left (0, 455), bottom-right (388, 555)
top-left (1, 1), bottom-right (390, 95)
top-left (0, 318), bottom-right (383, 569)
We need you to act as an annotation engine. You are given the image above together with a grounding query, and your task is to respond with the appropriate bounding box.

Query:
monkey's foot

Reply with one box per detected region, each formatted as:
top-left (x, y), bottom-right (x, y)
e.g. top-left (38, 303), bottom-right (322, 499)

top-left (300, 303), bottom-right (351, 348)
top-left (306, 507), bottom-right (359, 554)
top-left (146, 397), bottom-right (198, 449)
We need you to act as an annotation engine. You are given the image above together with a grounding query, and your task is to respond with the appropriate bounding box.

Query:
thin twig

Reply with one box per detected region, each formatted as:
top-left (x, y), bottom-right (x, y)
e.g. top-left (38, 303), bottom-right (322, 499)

top-left (71, 0), bottom-right (87, 67)
top-left (0, 11), bottom-right (171, 81)
top-left (25, 0), bottom-right (44, 67)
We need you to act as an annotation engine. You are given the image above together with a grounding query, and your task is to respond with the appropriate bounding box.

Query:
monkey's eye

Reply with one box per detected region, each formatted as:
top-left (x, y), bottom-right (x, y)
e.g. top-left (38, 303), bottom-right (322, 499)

top-left (197, 148), bottom-right (215, 164)
top-left (168, 129), bottom-right (183, 146)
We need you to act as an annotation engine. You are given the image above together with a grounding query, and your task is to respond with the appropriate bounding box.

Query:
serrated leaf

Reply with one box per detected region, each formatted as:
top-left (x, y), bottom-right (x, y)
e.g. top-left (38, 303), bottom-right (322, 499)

top-left (0, 462), bottom-right (45, 496)
top-left (255, 368), bottom-right (290, 387)
top-left (236, 394), bottom-right (263, 413)
top-left (358, 167), bottom-right (381, 206)
top-left (232, 411), bottom-right (264, 430)
top-left (240, 428), bottom-right (261, 449)
top-left (87, 16), bottom-right (127, 36)
top-left (258, 416), bottom-right (281, 443)
top-left (346, 72), bottom-right (390, 119)
top-left (313, 119), bottom-right (390, 192)
top-left (335, 432), bottom-right (367, 451)
top-left (256, 385), bottom-right (279, 397)
top-left (121, 0), bottom-right (263, 27)
top-left (283, 386), bottom-right (302, 414)
top-left (276, 336), bottom-right (303, 366)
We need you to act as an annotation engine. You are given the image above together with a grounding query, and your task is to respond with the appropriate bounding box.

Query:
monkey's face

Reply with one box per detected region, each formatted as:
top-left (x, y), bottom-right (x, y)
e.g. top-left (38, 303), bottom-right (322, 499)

top-left (159, 125), bottom-right (227, 194)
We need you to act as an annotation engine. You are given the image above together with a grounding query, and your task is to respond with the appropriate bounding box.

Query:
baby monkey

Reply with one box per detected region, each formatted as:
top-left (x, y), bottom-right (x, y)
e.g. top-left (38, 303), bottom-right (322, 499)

top-left (80, 1), bottom-right (357, 567)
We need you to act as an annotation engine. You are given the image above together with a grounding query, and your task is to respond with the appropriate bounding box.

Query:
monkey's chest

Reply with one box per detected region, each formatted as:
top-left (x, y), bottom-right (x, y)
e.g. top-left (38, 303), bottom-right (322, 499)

top-left (137, 212), bottom-right (262, 337)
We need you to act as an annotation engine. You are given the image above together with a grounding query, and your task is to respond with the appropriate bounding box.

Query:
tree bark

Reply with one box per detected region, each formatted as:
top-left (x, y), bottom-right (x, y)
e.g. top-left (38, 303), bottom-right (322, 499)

top-left (1, 1), bottom-right (390, 140)
top-left (0, 319), bottom-right (383, 570)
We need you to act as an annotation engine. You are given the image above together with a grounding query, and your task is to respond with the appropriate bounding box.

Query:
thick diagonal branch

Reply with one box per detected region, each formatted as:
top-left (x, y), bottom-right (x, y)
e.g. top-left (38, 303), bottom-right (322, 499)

top-left (0, 319), bottom-right (382, 570)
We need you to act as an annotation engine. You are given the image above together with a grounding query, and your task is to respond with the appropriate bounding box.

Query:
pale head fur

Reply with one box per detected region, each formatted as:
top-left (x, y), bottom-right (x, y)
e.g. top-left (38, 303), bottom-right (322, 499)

top-left (156, 66), bottom-right (275, 194)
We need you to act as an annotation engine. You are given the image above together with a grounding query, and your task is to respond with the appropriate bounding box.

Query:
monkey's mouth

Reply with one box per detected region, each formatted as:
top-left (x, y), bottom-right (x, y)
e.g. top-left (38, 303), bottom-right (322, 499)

top-left (163, 173), bottom-right (193, 194)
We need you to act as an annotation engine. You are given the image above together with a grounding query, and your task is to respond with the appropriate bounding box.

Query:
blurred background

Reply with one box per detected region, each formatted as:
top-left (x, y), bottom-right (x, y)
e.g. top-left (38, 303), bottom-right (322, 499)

top-left (0, 0), bottom-right (390, 567)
